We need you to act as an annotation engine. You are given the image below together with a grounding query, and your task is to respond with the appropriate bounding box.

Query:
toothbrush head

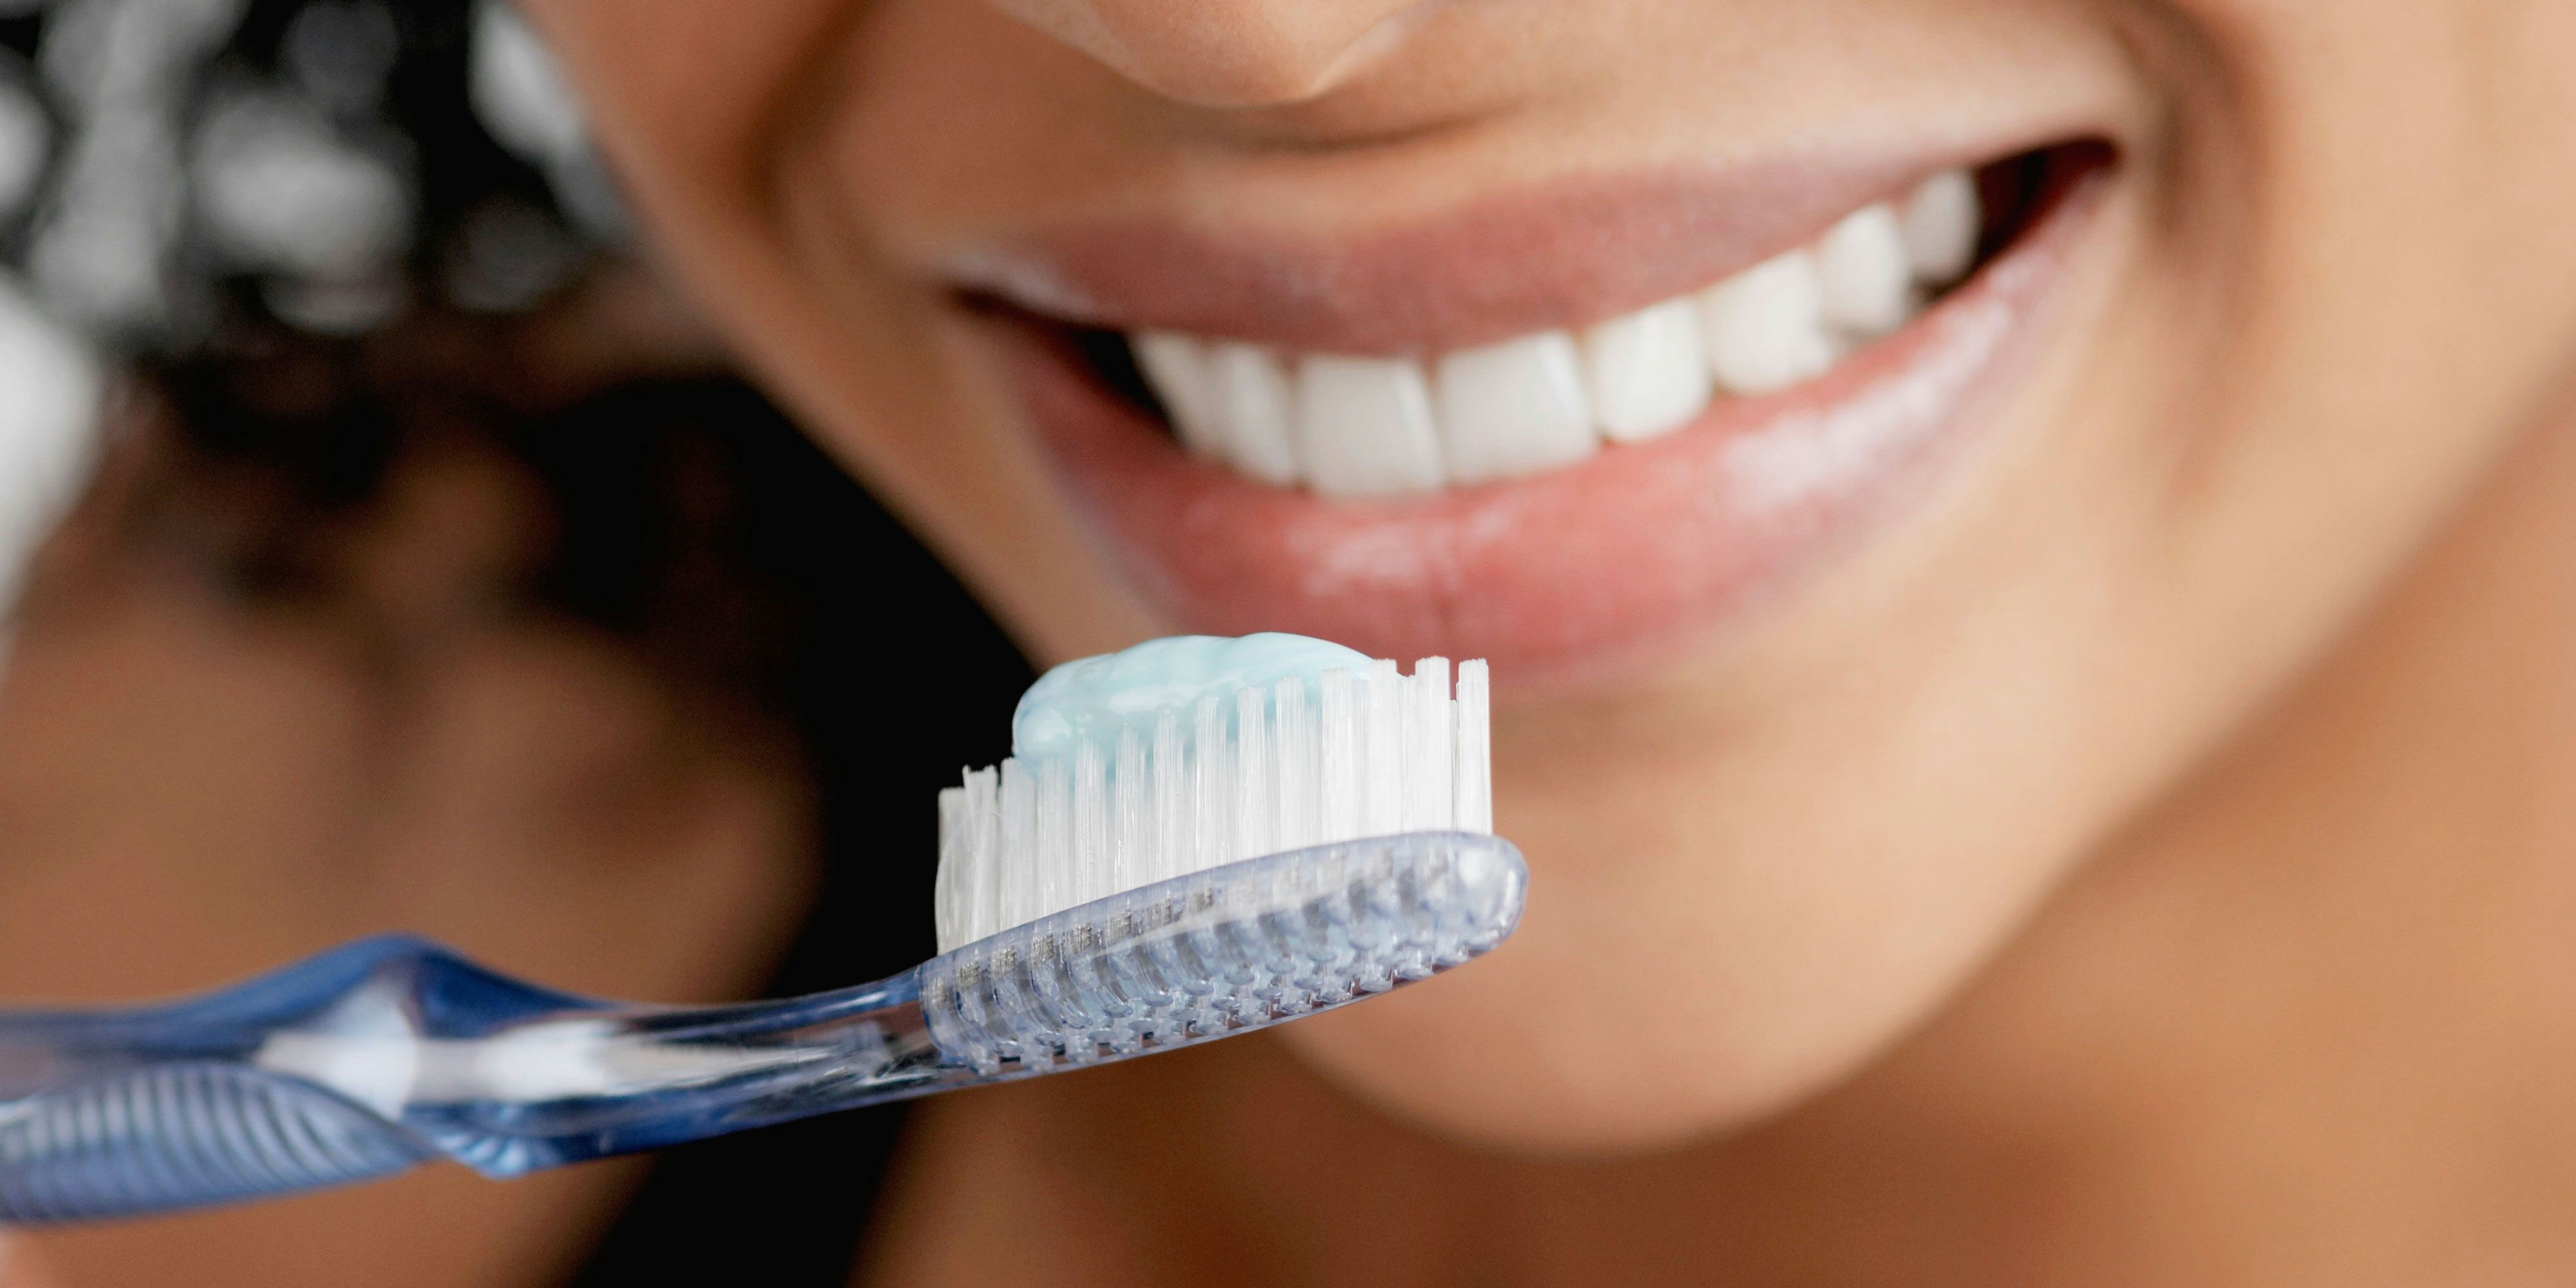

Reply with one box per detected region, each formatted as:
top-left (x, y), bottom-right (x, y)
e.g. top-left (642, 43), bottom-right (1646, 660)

top-left (923, 638), bottom-right (1511, 1076)
top-left (919, 829), bottom-right (1524, 1077)
top-left (934, 643), bottom-right (1494, 953)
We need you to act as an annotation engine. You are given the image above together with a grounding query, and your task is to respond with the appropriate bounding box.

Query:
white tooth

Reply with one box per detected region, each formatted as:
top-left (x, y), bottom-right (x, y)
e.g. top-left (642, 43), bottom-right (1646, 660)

top-left (1901, 169), bottom-right (1981, 285)
top-left (1815, 204), bottom-right (1913, 338)
top-left (1433, 332), bottom-right (1597, 486)
top-left (1294, 355), bottom-right (1444, 498)
top-left (1206, 342), bottom-right (1301, 486)
top-left (1581, 298), bottom-right (1710, 444)
top-left (1699, 249), bottom-right (1839, 397)
top-left (1132, 330), bottom-right (1227, 460)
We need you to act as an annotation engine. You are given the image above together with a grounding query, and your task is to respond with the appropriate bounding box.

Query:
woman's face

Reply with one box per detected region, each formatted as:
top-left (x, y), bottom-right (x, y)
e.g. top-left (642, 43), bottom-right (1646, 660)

top-left (528, 0), bottom-right (2576, 1149)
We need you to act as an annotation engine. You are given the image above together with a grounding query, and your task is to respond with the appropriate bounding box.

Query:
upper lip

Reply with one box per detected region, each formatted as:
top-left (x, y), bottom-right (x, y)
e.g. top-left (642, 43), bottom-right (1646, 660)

top-left (936, 147), bottom-right (2018, 354)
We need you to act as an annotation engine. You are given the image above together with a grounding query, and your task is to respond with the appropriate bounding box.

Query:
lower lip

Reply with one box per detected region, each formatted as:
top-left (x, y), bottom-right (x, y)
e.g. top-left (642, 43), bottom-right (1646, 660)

top-left (981, 169), bottom-right (2110, 688)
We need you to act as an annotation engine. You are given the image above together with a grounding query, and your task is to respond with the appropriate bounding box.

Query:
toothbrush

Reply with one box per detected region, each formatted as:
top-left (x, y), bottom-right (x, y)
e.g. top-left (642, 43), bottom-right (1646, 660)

top-left (0, 641), bottom-right (1522, 1223)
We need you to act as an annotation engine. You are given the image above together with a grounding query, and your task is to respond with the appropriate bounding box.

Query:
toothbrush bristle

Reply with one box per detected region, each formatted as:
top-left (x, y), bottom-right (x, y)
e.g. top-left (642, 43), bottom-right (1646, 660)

top-left (933, 658), bottom-right (1495, 953)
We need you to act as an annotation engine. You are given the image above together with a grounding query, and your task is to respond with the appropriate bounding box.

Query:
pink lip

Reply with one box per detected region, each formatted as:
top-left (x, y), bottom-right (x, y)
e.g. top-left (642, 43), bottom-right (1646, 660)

top-left (973, 160), bottom-right (2110, 687)
top-left (948, 155), bottom-right (1976, 354)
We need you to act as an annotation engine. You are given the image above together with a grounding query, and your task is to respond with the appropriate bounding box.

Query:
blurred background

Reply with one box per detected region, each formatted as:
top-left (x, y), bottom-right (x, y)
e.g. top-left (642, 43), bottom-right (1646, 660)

top-left (0, 1), bottom-right (1031, 1282)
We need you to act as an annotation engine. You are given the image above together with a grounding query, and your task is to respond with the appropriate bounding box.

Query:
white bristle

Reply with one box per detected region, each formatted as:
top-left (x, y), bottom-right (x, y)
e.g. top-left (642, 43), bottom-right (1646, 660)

top-left (1037, 757), bottom-right (1074, 926)
top-left (1454, 660), bottom-right (1493, 834)
top-left (1193, 692), bottom-right (1231, 871)
top-left (933, 651), bottom-right (1497, 952)
top-left (1073, 740), bottom-right (1109, 908)
top-left (1152, 708), bottom-right (1188, 885)
top-left (1274, 676), bottom-right (1315, 851)
top-left (1233, 685), bottom-right (1271, 864)
top-left (1111, 725), bottom-right (1147, 897)
top-left (1364, 658), bottom-right (1405, 837)
top-left (998, 759), bottom-right (1036, 936)
top-left (1404, 658), bottom-right (1454, 832)
top-left (934, 786), bottom-right (968, 952)
top-left (1319, 667), bottom-right (1359, 841)
top-left (964, 767), bottom-right (1000, 943)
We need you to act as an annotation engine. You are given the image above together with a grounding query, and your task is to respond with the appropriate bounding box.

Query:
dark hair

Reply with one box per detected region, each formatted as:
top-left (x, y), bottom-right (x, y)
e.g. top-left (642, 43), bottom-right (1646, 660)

top-left (3, 0), bottom-right (606, 346)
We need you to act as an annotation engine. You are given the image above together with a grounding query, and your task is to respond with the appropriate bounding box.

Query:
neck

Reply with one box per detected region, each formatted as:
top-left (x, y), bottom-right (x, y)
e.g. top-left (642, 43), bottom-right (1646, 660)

top-left (866, 410), bottom-right (2576, 1287)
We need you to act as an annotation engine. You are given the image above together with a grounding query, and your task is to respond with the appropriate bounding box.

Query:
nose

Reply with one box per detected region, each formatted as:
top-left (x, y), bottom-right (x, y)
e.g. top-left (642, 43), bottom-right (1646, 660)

top-left (978, 0), bottom-right (1439, 106)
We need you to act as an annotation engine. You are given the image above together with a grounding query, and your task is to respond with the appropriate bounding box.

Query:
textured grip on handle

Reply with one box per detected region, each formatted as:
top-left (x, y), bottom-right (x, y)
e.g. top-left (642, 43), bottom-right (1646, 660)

top-left (0, 1062), bottom-right (426, 1222)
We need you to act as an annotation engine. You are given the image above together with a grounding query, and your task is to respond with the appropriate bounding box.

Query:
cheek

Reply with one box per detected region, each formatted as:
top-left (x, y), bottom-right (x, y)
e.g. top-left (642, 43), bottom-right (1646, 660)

top-left (2119, 0), bottom-right (2576, 662)
top-left (1280, 5), bottom-right (2576, 1149)
top-left (529, 0), bottom-right (1165, 663)
top-left (520, 0), bottom-right (850, 166)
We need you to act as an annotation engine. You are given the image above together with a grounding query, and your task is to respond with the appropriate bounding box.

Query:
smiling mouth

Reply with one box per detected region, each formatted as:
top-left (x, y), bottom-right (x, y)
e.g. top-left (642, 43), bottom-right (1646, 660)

top-left (1077, 155), bottom-right (2043, 497)
top-left (956, 142), bottom-right (2114, 682)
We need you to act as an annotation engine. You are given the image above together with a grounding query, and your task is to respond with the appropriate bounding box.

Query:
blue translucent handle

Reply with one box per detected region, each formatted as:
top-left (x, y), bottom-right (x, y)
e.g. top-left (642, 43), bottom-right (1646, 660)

top-left (0, 1060), bottom-right (430, 1220)
top-left (0, 937), bottom-right (947, 1220)
top-left (0, 831), bottom-right (1526, 1223)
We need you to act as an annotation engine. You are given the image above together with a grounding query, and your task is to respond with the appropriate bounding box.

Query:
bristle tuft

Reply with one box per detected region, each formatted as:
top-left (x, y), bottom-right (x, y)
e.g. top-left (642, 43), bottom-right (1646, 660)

top-left (932, 654), bottom-right (1497, 952)
top-left (1455, 660), bottom-right (1493, 834)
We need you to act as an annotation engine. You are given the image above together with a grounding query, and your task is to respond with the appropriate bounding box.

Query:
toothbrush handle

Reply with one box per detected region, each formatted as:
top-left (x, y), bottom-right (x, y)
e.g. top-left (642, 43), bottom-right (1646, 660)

top-left (0, 936), bottom-right (968, 1222)
top-left (2, 832), bottom-right (1533, 1223)
top-left (0, 1060), bottom-right (431, 1221)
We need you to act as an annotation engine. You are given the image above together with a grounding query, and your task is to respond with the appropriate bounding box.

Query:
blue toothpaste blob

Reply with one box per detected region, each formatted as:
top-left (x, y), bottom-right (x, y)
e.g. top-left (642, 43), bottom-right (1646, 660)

top-left (1012, 632), bottom-right (1372, 762)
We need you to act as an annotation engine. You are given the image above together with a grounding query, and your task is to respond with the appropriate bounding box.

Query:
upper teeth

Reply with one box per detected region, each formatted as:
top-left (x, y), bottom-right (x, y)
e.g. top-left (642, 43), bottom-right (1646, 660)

top-left (1128, 169), bottom-right (1981, 499)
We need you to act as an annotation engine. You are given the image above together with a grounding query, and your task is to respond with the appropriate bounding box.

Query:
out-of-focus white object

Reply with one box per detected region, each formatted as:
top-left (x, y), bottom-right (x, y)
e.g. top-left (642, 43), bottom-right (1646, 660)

top-left (263, 271), bottom-right (406, 337)
top-left (30, 0), bottom-right (251, 333)
top-left (192, 90), bottom-right (411, 280)
top-left (39, 0), bottom-right (247, 115)
top-left (0, 274), bottom-right (105, 627)
top-left (30, 110), bottom-right (183, 330)
top-left (469, 0), bottom-right (585, 166)
top-left (0, 59), bottom-right (48, 224)
top-left (469, 0), bottom-right (624, 243)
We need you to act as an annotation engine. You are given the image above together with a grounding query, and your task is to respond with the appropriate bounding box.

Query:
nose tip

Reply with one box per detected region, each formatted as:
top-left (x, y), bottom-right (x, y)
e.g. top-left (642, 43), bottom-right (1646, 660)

top-left (979, 0), bottom-right (1434, 107)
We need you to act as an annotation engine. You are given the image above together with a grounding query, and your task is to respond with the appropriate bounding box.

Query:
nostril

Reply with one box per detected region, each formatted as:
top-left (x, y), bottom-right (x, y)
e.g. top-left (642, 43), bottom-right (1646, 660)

top-left (974, 0), bottom-right (1435, 108)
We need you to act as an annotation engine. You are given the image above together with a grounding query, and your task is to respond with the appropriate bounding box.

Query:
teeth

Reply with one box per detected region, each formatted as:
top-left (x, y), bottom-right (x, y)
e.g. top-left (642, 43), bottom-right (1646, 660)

top-left (1434, 332), bottom-right (1596, 486)
top-left (1295, 355), bottom-right (1445, 498)
top-left (1582, 298), bottom-right (1710, 444)
top-left (1701, 249), bottom-right (1839, 397)
top-left (1900, 169), bottom-right (1982, 285)
top-left (1815, 205), bottom-right (1914, 339)
top-left (1132, 330), bottom-right (1226, 460)
top-left (1205, 341), bottom-right (1302, 486)
top-left (1123, 166), bottom-right (1985, 493)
